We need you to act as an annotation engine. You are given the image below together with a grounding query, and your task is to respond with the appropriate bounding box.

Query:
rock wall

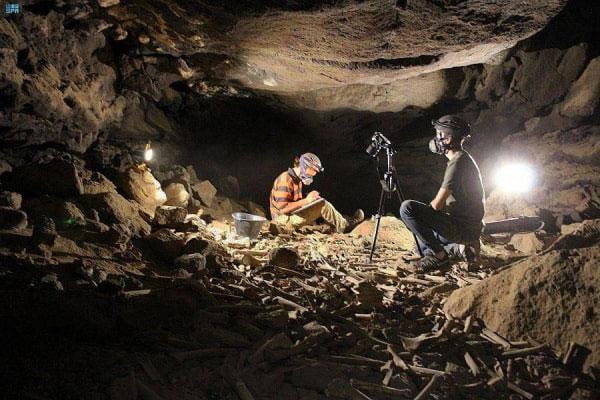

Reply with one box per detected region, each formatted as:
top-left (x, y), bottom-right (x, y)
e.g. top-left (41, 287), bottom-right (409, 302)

top-left (0, 0), bottom-right (598, 218)
top-left (0, 9), bottom-right (126, 153)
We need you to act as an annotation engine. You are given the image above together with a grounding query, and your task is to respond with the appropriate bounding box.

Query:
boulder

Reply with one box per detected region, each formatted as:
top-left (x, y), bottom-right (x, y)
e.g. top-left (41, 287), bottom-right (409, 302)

top-left (24, 197), bottom-right (86, 229)
top-left (40, 274), bottom-right (64, 291)
top-left (81, 171), bottom-right (117, 195)
top-left (146, 228), bottom-right (185, 261)
top-left (508, 232), bottom-right (545, 255)
top-left (98, 0), bottom-right (120, 7)
top-left (117, 167), bottom-right (166, 217)
top-left (163, 183), bottom-right (189, 208)
top-left (246, 201), bottom-right (267, 218)
top-left (217, 175), bottom-right (240, 199)
top-left (268, 248), bottom-right (299, 269)
top-left (153, 165), bottom-right (190, 187)
top-left (31, 216), bottom-right (57, 246)
top-left (181, 236), bottom-right (215, 255)
top-left (0, 191), bottom-right (22, 209)
top-left (0, 159), bottom-right (12, 177)
top-left (444, 222), bottom-right (600, 371)
top-left (77, 192), bottom-right (151, 238)
top-left (0, 207), bottom-right (27, 230)
top-left (191, 180), bottom-right (217, 207)
top-left (7, 157), bottom-right (84, 197)
top-left (186, 165), bottom-right (199, 184)
top-left (173, 253), bottom-right (206, 272)
top-left (153, 206), bottom-right (187, 228)
top-left (559, 56), bottom-right (600, 119)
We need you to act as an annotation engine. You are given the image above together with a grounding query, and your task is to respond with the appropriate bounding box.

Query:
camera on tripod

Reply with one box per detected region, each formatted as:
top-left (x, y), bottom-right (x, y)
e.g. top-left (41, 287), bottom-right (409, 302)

top-left (366, 132), bottom-right (392, 157)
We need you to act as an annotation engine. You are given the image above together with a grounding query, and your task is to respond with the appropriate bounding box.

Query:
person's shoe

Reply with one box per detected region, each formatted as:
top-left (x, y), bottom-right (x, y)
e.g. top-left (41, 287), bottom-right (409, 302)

top-left (463, 240), bottom-right (481, 266)
top-left (412, 254), bottom-right (449, 272)
top-left (343, 209), bottom-right (365, 233)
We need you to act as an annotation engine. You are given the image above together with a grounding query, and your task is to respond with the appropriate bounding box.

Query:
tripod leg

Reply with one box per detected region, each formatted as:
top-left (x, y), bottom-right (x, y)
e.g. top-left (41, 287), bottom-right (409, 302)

top-left (369, 188), bottom-right (386, 263)
top-left (394, 177), bottom-right (423, 258)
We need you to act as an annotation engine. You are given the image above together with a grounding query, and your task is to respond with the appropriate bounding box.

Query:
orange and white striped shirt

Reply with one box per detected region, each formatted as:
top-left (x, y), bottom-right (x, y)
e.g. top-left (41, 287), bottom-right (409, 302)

top-left (269, 168), bottom-right (303, 218)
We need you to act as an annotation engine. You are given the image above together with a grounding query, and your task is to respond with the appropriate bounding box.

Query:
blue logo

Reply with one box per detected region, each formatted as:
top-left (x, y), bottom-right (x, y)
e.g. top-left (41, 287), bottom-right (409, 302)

top-left (5, 3), bottom-right (20, 14)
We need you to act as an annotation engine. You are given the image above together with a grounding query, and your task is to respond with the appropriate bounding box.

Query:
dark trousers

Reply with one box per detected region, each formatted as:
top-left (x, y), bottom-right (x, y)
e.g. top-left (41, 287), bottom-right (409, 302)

top-left (399, 200), bottom-right (480, 256)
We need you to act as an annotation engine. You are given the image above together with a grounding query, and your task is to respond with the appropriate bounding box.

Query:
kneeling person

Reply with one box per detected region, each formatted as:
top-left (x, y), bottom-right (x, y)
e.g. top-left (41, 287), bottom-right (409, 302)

top-left (400, 115), bottom-right (485, 271)
top-left (270, 153), bottom-right (364, 233)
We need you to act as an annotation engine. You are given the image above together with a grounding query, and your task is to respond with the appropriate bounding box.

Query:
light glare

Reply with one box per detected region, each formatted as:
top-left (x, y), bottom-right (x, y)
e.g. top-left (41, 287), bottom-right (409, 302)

top-left (495, 163), bottom-right (535, 193)
top-left (144, 148), bottom-right (153, 162)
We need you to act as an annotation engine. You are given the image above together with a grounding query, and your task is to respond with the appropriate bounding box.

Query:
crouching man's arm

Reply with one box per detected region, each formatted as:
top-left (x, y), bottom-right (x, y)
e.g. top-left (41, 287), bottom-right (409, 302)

top-left (430, 188), bottom-right (451, 211)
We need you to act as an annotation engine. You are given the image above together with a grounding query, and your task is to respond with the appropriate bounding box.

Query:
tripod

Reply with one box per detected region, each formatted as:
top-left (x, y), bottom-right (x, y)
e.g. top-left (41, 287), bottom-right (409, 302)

top-left (368, 146), bottom-right (421, 263)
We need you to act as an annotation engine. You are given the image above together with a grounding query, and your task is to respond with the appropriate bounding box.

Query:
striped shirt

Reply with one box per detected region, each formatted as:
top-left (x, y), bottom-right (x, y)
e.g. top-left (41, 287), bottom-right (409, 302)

top-left (270, 168), bottom-right (303, 218)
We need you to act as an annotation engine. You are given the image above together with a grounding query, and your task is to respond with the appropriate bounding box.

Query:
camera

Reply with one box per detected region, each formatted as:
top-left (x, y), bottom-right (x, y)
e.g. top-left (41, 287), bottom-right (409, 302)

top-left (366, 132), bottom-right (392, 157)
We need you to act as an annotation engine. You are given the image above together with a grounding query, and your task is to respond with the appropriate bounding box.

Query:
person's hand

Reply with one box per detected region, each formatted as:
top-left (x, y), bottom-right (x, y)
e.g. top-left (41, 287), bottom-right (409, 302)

top-left (306, 191), bottom-right (321, 202)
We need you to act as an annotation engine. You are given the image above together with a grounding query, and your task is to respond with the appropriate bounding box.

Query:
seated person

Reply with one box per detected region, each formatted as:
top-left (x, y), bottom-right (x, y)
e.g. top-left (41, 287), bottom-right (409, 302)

top-left (269, 152), bottom-right (364, 233)
top-left (399, 115), bottom-right (485, 271)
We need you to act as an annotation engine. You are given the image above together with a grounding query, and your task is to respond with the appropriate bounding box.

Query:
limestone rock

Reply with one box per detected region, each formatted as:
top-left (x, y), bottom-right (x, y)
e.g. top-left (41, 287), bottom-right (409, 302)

top-left (23, 198), bottom-right (86, 229)
top-left (182, 237), bottom-right (214, 255)
top-left (192, 180), bottom-right (217, 207)
top-left (153, 206), bottom-right (187, 228)
top-left (0, 10), bottom-right (126, 153)
top-left (77, 192), bottom-right (151, 238)
top-left (444, 244), bottom-right (600, 371)
top-left (559, 56), bottom-right (600, 118)
top-left (186, 165), bottom-right (199, 184)
top-left (31, 216), bottom-right (57, 246)
top-left (147, 228), bottom-right (185, 261)
top-left (217, 176), bottom-right (240, 199)
top-left (246, 201), bottom-right (267, 218)
top-left (40, 274), bottom-right (64, 291)
top-left (7, 157), bottom-right (84, 197)
top-left (508, 232), bottom-right (545, 255)
top-left (164, 183), bottom-right (189, 208)
top-left (173, 253), bottom-right (206, 272)
top-left (98, 0), bottom-right (120, 7)
top-left (561, 222), bottom-right (584, 235)
top-left (117, 168), bottom-right (167, 217)
top-left (0, 207), bottom-right (27, 230)
top-left (80, 170), bottom-right (117, 195)
top-left (268, 247), bottom-right (299, 269)
top-left (0, 191), bottom-right (22, 209)
top-left (0, 160), bottom-right (12, 177)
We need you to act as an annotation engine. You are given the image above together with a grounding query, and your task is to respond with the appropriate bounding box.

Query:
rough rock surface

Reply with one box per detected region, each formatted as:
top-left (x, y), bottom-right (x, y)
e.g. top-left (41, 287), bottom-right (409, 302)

top-left (173, 253), bottom-right (206, 272)
top-left (163, 183), bottom-right (190, 208)
top-left (6, 156), bottom-right (84, 197)
top-left (444, 219), bottom-right (600, 371)
top-left (146, 228), bottom-right (185, 261)
top-left (0, 207), bottom-right (27, 230)
top-left (0, 191), bottom-right (22, 209)
top-left (116, 168), bottom-right (166, 217)
top-left (0, 10), bottom-right (125, 152)
top-left (77, 192), bottom-right (151, 238)
top-left (153, 205), bottom-right (187, 228)
top-left (192, 180), bottom-right (217, 207)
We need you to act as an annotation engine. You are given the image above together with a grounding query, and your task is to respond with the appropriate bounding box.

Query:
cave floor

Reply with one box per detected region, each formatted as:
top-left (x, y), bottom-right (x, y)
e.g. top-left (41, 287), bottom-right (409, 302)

top-left (0, 223), bottom-right (595, 400)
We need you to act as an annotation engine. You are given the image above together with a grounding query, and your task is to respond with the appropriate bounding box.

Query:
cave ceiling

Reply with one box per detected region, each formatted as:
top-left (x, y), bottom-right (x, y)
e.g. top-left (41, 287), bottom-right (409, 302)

top-left (104, 0), bottom-right (568, 112)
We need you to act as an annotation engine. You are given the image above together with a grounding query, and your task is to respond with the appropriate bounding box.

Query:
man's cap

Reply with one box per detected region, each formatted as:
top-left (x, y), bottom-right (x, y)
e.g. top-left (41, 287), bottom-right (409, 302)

top-left (432, 115), bottom-right (471, 137)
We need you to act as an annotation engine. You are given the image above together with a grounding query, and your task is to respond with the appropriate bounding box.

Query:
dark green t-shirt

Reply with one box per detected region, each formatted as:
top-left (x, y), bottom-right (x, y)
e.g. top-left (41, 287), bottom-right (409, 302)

top-left (441, 151), bottom-right (485, 229)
